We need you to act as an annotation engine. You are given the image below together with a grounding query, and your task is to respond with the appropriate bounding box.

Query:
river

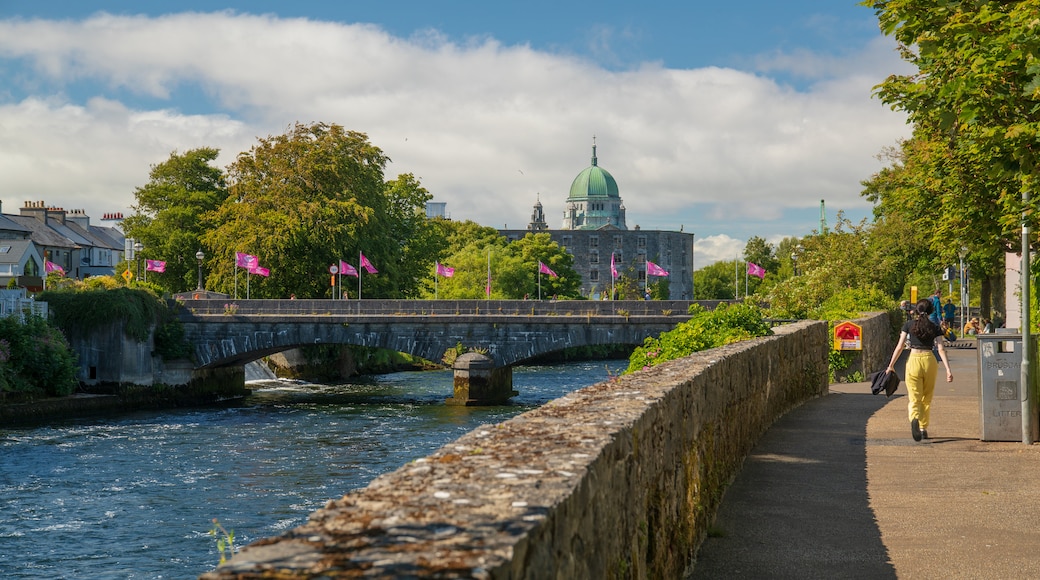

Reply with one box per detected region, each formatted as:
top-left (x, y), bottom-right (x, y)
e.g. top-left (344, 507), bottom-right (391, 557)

top-left (0, 360), bottom-right (626, 579)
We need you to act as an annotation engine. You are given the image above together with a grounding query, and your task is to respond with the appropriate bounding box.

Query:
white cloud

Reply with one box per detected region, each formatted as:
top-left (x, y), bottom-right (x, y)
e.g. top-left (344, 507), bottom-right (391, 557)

top-left (0, 12), bottom-right (912, 266)
top-left (694, 234), bottom-right (744, 269)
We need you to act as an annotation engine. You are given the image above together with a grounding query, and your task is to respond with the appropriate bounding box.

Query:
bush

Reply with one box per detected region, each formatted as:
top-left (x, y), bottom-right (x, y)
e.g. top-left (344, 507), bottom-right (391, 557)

top-left (626, 301), bottom-right (772, 374)
top-left (0, 315), bottom-right (78, 397)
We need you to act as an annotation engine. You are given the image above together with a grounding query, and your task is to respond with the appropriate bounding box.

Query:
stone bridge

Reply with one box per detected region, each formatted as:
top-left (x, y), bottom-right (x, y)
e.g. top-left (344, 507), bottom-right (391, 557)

top-left (176, 299), bottom-right (714, 403)
top-left (178, 299), bottom-right (709, 368)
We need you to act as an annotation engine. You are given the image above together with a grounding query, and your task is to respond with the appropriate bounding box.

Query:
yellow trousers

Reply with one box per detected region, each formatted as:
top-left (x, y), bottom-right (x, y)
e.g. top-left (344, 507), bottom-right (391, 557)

top-left (905, 350), bottom-right (937, 429)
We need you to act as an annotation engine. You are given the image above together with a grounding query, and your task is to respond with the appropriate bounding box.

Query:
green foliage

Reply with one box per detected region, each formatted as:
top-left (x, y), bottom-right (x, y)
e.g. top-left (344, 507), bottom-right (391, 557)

top-left (122, 148), bottom-right (228, 295)
top-left (201, 123), bottom-right (440, 300)
top-left (626, 301), bottom-right (772, 374)
top-left (423, 230), bottom-right (580, 299)
top-left (693, 260), bottom-right (737, 299)
top-left (209, 519), bottom-right (235, 565)
top-left (42, 287), bottom-right (165, 341)
top-left (40, 287), bottom-right (191, 361)
top-left (0, 315), bottom-right (78, 397)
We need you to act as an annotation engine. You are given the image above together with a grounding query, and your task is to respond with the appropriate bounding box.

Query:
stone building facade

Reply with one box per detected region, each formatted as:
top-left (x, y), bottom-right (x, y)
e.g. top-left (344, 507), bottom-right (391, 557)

top-left (501, 142), bottom-right (694, 299)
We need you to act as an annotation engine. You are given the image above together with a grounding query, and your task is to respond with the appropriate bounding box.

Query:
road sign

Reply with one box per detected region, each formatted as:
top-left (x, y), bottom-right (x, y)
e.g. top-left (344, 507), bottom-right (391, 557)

top-left (122, 269), bottom-right (133, 283)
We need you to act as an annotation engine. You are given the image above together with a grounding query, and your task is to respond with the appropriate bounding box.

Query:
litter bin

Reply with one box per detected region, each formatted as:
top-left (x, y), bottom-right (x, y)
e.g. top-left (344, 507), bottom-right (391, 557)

top-left (977, 334), bottom-right (1039, 441)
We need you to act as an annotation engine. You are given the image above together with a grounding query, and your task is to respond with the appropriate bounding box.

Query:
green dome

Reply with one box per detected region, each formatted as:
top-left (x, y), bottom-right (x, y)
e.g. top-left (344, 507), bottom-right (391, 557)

top-left (567, 145), bottom-right (619, 200)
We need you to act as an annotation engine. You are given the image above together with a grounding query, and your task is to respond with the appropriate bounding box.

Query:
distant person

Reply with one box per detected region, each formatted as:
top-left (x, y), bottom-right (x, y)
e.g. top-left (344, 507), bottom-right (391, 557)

top-left (929, 290), bottom-right (942, 325)
top-left (982, 318), bottom-right (993, 333)
top-left (289, 293), bottom-right (296, 300)
top-left (612, 288), bottom-right (619, 301)
top-left (644, 289), bottom-right (651, 301)
top-left (943, 299), bottom-right (956, 326)
top-left (886, 298), bottom-right (953, 442)
top-left (964, 318), bottom-right (981, 336)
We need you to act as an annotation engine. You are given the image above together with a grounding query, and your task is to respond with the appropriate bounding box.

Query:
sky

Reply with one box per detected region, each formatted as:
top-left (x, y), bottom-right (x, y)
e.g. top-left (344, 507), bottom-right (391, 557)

top-left (0, 1), bottom-right (914, 268)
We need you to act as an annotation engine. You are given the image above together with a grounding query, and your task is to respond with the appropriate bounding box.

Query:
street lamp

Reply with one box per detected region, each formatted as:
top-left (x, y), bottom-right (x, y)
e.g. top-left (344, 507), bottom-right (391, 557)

top-left (791, 244), bottom-right (803, 276)
top-left (195, 249), bottom-right (205, 291)
top-left (134, 242), bottom-right (144, 283)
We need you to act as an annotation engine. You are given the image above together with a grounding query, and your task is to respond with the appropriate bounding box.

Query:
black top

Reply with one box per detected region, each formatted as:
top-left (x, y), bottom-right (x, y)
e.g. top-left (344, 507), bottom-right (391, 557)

top-left (902, 319), bottom-right (942, 349)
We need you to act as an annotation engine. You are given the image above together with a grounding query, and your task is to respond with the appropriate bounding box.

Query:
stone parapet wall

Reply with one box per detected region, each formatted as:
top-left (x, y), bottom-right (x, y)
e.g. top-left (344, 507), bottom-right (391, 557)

top-left (202, 319), bottom-right (830, 579)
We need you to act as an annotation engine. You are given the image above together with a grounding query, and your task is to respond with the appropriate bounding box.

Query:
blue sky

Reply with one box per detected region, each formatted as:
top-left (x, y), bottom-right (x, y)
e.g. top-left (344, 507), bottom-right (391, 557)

top-left (0, 1), bottom-right (911, 266)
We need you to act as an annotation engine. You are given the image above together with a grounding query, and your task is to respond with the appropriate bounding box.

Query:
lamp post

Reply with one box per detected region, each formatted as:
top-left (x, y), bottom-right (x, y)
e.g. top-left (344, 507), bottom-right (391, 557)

top-left (134, 242), bottom-right (144, 283)
top-left (958, 246), bottom-right (968, 333)
top-left (195, 249), bottom-right (205, 291)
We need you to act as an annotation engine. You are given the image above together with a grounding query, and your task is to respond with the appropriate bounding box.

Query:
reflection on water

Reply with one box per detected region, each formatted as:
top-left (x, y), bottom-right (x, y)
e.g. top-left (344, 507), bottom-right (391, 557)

top-left (0, 360), bottom-right (625, 579)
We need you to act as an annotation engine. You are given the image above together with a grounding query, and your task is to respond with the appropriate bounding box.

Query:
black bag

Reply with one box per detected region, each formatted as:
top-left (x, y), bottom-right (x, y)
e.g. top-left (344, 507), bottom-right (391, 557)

top-left (868, 370), bottom-right (900, 397)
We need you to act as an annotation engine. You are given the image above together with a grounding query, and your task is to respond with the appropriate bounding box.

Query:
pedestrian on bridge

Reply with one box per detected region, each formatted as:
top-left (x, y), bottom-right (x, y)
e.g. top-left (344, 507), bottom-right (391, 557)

top-left (886, 298), bottom-right (953, 442)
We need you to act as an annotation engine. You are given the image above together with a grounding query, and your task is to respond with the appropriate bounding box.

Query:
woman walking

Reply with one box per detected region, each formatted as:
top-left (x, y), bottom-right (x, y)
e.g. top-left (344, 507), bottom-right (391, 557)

top-left (886, 298), bottom-right (954, 441)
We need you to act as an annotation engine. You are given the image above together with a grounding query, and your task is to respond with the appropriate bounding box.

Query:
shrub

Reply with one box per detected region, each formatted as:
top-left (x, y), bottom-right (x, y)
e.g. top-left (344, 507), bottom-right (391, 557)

top-left (626, 300), bottom-right (772, 374)
top-left (0, 315), bottom-right (78, 397)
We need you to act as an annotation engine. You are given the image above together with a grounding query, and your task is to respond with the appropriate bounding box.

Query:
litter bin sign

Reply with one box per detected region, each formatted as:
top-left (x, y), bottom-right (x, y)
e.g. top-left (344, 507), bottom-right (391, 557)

top-left (977, 334), bottom-right (1039, 441)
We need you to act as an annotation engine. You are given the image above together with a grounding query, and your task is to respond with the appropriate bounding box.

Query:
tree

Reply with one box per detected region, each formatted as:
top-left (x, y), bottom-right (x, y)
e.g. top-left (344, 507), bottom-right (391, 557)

top-left (202, 123), bottom-right (435, 299)
top-left (693, 260), bottom-right (738, 300)
top-left (424, 231), bottom-right (580, 299)
top-left (863, 0), bottom-right (1040, 316)
top-left (122, 148), bottom-right (227, 293)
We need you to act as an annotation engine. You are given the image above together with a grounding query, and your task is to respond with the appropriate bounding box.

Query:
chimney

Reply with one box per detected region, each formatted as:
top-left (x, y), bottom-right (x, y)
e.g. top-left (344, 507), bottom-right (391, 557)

top-left (21, 200), bottom-right (48, 223)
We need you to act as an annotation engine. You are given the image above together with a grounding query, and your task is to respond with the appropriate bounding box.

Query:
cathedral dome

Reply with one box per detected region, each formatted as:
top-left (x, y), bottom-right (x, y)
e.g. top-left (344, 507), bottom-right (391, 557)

top-left (567, 144), bottom-right (619, 200)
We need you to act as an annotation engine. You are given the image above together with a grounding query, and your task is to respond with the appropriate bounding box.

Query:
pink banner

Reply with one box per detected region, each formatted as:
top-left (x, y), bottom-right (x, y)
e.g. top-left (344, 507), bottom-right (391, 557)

top-left (646, 261), bottom-right (669, 277)
top-left (145, 260), bottom-right (166, 273)
top-left (610, 252), bottom-right (618, 279)
top-left (45, 260), bottom-right (64, 275)
top-left (747, 262), bottom-right (766, 279)
top-left (435, 262), bottom-right (454, 278)
top-left (538, 261), bottom-right (557, 278)
top-left (359, 253), bottom-right (378, 274)
top-left (339, 260), bottom-right (358, 277)
top-left (249, 265), bottom-right (270, 277)
top-left (235, 252), bottom-right (258, 269)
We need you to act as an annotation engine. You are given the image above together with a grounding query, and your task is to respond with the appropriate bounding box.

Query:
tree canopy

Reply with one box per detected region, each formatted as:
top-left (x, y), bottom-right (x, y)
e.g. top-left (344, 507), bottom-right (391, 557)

top-left (201, 123), bottom-right (439, 299)
top-left (121, 147), bottom-right (228, 292)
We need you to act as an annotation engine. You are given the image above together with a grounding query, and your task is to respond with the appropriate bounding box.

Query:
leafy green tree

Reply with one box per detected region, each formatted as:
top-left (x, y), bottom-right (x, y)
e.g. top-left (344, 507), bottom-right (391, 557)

top-left (425, 231), bottom-right (580, 299)
top-left (863, 0), bottom-right (1040, 317)
top-left (202, 123), bottom-right (435, 299)
top-left (122, 148), bottom-right (228, 293)
top-left (693, 260), bottom-right (738, 300)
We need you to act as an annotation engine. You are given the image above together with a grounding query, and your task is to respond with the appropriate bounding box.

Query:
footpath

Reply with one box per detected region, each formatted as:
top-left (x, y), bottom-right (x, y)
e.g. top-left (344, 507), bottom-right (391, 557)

top-left (690, 344), bottom-right (1040, 579)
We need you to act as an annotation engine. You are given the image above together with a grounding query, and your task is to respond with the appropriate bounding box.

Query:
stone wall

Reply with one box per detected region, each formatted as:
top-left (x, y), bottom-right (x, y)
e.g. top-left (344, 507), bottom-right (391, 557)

top-left (201, 319), bottom-right (831, 579)
top-left (832, 311), bottom-right (897, 382)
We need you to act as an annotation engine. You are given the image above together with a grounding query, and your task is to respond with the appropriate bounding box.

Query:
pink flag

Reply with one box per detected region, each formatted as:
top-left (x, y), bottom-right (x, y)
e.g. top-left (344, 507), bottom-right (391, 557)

top-left (538, 261), bottom-right (558, 278)
top-left (610, 252), bottom-right (618, 279)
top-left (359, 253), bottom-right (378, 274)
top-left (339, 260), bottom-right (358, 277)
top-left (747, 262), bottom-right (766, 279)
top-left (235, 252), bottom-right (258, 269)
top-left (646, 261), bottom-right (669, 277)
top-left (249, 265), bottom-right (270, 277)
top-left (45, 260), bottom-right (64, 275)
top-left (436, 262), bottom-right (455, 278)
top-left (145, 260), bottom-right (166, 273)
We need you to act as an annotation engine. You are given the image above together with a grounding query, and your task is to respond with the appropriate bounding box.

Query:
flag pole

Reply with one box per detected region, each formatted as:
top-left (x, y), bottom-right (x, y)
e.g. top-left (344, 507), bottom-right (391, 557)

top-left (486, 248), bottom-right (491, 300)
top-left (435, 262), bottom-right (439, 300)
top-left (745, 262), bottom-right (748, 298)
top-left (235, 258), bottom-right (238, 300)
top-left (734, 255), bottom-right (738, 299)
top-left (610, 251), bottom-right (616, 300)
top-left (538, 265), bottom-right (542, 300)
top-left (358, 251), bottom-right (363, 300)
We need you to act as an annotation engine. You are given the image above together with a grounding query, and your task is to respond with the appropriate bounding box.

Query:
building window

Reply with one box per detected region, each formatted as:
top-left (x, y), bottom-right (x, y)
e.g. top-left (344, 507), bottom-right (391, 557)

top-left (590, 252), bottom-right (599, 264)
top-left (637, 236), bottom-right (647, 248)
top-left (562, 235), bottom-right (572, 248)
top-left (614, 236), bottom-right (622, 249)
top-left (637, 253), bottom-right (646, 264)
top-left (590, 270), bottom-right (600, 281)
top-left (589, 236), bottom-right (599, 248)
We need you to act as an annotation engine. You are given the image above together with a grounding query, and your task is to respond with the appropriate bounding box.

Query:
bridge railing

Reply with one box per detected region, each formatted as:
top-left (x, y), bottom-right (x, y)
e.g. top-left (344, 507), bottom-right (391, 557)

top-left (175, 299), bottom-right (733, 317)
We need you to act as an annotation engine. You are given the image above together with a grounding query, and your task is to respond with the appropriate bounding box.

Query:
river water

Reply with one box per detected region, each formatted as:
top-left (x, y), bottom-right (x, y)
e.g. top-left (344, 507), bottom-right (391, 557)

top-left (0, 360), bottom-right (625, 579)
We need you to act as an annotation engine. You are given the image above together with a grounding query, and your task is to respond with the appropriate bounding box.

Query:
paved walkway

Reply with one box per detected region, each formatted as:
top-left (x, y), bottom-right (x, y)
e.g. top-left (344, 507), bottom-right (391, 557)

top-left (690, 344), bottom-right (1040, 579)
